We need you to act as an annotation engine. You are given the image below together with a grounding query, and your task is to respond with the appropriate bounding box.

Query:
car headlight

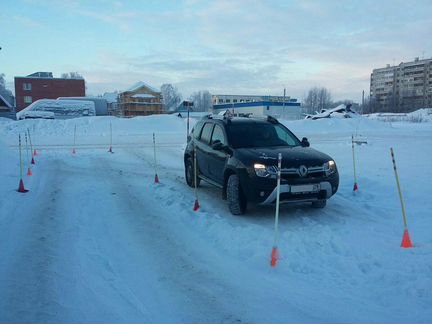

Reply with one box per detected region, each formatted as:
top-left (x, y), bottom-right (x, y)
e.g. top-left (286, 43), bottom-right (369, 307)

top-left (254, 163), bottom-right (278, 178)
top-left (323, 160), bottom-right (336, 176)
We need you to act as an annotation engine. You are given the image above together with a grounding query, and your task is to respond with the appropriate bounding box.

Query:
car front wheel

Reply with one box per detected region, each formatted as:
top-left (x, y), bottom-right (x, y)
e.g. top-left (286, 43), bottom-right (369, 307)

top-left (227, 174), bottom-right (247, 215)
top-left (185, 157), bottom-right (200, 188)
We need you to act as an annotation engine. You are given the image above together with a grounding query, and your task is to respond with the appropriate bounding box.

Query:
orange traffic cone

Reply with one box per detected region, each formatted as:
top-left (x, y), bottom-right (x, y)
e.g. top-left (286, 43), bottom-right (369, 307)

top-left (353, 182), bottom-right (358, 192)
top-left (193, 199), bottom-right (200, 211)
top-left (17, 179), bottom-right (29, 193)
top-left (270, 246), bottom-right (278, 267)
top-left (27, 167), bottom-right (32, 176)
top-left (108, 146), bottom-right (113, 153)
top-left (401, 228), bottom-right (413, 248)
top-left (31, 157), bottom-right (35, 165)
top-left (154, 174), bottom-right (159, 184)
top-left (34, 149), bottom-right (37, 156)
top-left (72, 148), bottom-right (76, 154)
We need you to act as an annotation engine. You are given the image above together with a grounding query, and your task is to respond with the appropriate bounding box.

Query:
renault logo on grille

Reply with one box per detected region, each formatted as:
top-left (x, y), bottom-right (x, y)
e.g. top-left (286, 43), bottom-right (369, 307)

top-left (298, 165), bottom-right (308, 177)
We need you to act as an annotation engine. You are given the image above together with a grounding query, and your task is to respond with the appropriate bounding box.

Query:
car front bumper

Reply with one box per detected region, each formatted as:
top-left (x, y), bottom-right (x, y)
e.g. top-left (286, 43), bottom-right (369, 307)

top-left (237, 169), bottom-right (339, 205)
top-left (260, 181), bottom-right (332, 205)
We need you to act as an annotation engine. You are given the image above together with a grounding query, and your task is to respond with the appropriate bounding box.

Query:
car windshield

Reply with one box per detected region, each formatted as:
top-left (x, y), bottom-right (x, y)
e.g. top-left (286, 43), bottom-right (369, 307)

top-left (227, 123), bottom-right (301, 148)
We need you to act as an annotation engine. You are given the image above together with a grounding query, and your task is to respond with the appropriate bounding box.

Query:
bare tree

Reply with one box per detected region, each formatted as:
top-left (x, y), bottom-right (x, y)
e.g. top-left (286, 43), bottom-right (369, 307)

top-left (61, 72), bottom-right (83, 79)
top-left (190, 90), bottom-right (212, 112)
top-left (0, 73), bottom-right (14, 106)
top-left (363, 96), bottom-right (381, 114)
top-left (161, 83), bottom-right (182, 112)
top-left (303, 87), bottom-right (333, 114)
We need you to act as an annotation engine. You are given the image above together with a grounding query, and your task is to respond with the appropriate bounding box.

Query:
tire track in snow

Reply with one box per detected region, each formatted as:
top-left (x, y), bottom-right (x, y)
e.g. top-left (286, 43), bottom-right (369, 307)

top-left (0, 158), bottom-right (71, 322)
top-left (81, 155), bottom-right (253, 323)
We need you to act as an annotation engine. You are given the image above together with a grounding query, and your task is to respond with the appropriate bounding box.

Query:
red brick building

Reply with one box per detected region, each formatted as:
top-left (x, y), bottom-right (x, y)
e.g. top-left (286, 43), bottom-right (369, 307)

top-left (14, 72), bottom-right (85, 111)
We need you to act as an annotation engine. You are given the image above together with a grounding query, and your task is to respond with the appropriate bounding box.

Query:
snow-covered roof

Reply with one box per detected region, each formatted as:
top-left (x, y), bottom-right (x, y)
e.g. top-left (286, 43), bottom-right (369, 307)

top-left (132, 94), bottom-right (155, 99)
top-left (102, 92), bottom-right (119, 103)
top-left (305, 104), bottom-right (359, 120)
top-left (0, 94), bottom-right (12, 108)
top-left (126, 81), bottom-right (160, 93)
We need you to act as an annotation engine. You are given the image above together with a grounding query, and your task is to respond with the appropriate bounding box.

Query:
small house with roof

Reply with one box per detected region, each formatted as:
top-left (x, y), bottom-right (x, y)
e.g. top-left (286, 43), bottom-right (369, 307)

top-left (118, 81), bottom-right (163, 117)
top-left (0, 94), bottom-right (13, 112)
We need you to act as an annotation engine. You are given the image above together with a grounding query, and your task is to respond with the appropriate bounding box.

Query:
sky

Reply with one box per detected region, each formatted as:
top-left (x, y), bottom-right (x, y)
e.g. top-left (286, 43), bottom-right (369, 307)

top-left (1, 0), bottom-right (432, 103)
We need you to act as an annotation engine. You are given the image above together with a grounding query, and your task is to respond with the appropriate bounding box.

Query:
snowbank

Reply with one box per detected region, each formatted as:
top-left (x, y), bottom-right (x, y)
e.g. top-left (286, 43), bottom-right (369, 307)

top-left (367, 108), bottom-right (432, 123)
top-left (0, 114), bottom-right (431, 322)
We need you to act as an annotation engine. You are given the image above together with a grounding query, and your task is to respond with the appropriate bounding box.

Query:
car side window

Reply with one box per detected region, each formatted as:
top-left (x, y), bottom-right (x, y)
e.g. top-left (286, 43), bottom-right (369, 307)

top-left (275, 125), bottom-right (297, 146)
top-left (200, 123), bottom-right (214, 144)
top-left (193, 121), bottom-right (204, 139)
top-left (211, 125), bottom-right (226, 145)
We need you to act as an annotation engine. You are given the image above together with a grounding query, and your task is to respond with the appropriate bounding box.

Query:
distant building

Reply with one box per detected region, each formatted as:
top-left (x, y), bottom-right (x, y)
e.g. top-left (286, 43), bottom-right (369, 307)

top-left (14, 72), bottom-right (85, 112)
top-left (213, 100), bottom-right (301, 120)
top-left (102, 92), bottom-right (119, 116)
top-left (175, 100), bottom-right (194, 113)
top-left (0, 94), bottom-right (12, 112)
top-left (212, 94), bottom-right (297, 105)
top-left (0, 93), bottom-right (15, 119)
top-left (57, 97), bottom-right (108, 116)
top-left (118, 82), bottom-right (163, 117)
top-left (370, 57), bottom-right (432, 112)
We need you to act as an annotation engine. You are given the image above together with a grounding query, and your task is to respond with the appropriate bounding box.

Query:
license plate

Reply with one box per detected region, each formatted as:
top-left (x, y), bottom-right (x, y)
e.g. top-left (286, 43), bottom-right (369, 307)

top-left (290, 184), bottom-right (320, 194)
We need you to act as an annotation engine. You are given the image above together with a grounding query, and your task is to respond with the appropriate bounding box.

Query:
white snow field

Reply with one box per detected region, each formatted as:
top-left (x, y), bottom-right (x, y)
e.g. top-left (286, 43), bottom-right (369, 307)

top-left (0, 115), bottom-right (431, 323)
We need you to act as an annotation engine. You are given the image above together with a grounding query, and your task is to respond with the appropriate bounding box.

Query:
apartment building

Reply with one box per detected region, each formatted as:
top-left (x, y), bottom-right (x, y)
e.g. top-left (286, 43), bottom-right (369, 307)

top-left (14, 72), bottom-right (85, 111)
top-left (370, 57), bottom-right (432, 112)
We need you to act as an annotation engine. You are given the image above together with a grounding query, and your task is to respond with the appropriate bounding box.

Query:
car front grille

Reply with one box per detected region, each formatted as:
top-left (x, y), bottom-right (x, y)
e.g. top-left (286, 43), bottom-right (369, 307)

top-left (280, 165), bottom-right (325, 180)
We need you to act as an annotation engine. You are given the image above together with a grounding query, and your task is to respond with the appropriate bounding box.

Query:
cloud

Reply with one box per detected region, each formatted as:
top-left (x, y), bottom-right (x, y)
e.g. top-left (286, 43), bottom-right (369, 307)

top-left (12, 15), bottom-right (44, 28)
top-left (9, 0), bottom-right (432, 103)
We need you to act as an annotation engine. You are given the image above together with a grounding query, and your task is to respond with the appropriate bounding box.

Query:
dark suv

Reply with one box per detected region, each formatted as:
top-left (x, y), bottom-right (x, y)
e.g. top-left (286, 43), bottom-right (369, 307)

top-left (184, 115), bottom-right (339, 215)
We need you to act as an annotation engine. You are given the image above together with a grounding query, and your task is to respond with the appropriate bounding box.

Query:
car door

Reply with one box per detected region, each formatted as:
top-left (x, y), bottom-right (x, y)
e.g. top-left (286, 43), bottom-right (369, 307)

top-left (207, 124), bottom-right (229, 184)
top-left (195, 122), bottom-right (214, 179)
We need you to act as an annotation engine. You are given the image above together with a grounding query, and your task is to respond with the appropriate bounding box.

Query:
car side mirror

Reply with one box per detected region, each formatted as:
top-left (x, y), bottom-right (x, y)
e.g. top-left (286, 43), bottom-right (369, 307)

top-left (187, 135), bottom-right (192, 142)
top-left (212, 141), bottom-right (223, 150)
top-left (301, 137), bottom-right (310, 147)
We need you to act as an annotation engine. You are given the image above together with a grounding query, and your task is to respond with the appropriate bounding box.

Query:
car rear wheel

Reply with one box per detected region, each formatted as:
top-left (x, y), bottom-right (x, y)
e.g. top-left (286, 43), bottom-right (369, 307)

top-left (311, 199), bottom-right (326, 208)
top-left (185, 157), bottom-right (200, 188)
top-left (227, 174), bottom-right (247, 215)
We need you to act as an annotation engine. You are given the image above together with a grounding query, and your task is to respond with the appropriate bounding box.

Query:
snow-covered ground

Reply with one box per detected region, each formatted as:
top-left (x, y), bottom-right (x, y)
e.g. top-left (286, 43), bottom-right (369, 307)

top-left (0, 115), bottom-right (431, 323)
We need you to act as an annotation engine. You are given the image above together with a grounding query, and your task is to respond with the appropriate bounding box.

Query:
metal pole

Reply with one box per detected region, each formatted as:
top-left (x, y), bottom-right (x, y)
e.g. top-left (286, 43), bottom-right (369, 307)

top-left (283, 88), bottom-right (286, 119)
top-left (187, 101), bottom-right (190, 139)
top-left (352, 135), bottom-right (358, 191)
top-left (19, 134), bottom-right (23, 179)
top-left (27, 128), bottom-right (33, 155)
top-left (194, 145), bottom-right (198, 197)
top-left (25, 132), bottom-right (30, 168)
top-left (390, 148), bottom-right (408, 228)
top-left (153, 133), bottom-right (157, 175)
top-left (270, 153), bottom-right (282, 267)
top-left (273, 153), bottom-right (282, 247)
top-left (110, 122), bottom-right (112, 148)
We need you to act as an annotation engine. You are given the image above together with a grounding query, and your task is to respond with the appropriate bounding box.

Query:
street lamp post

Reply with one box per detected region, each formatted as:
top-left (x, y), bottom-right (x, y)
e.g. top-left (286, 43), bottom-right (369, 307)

top-left (283, 88), bottom-right (286, 119)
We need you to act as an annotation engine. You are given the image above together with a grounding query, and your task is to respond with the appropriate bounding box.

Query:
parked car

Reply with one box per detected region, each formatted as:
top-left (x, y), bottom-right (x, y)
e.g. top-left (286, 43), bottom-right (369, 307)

top-left (184, 114), bottom-right (339, 215)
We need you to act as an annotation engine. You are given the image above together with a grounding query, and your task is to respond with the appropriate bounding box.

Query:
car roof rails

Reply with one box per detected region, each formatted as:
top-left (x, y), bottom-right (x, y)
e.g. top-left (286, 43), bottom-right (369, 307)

top-left (251, 115), bottom-right (279, 124)
top-left (266, 115), bottom-right (279, 124)
top-left (202, 112), bottom-right (232, 123)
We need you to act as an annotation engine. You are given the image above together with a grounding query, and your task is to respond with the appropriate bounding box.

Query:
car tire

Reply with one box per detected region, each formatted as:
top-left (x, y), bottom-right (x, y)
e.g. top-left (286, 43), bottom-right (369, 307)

top-left (185, 157), bottom-right (200, 188)
top-left (311, 199), bottom-right (326, 208)
top-left (227, 174), bottom-right (247, 215)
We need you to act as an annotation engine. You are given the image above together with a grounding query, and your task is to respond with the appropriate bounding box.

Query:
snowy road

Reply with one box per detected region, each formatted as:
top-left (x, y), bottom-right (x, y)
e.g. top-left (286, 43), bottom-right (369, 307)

top-left (0, 116), bottom-right (431, 323)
